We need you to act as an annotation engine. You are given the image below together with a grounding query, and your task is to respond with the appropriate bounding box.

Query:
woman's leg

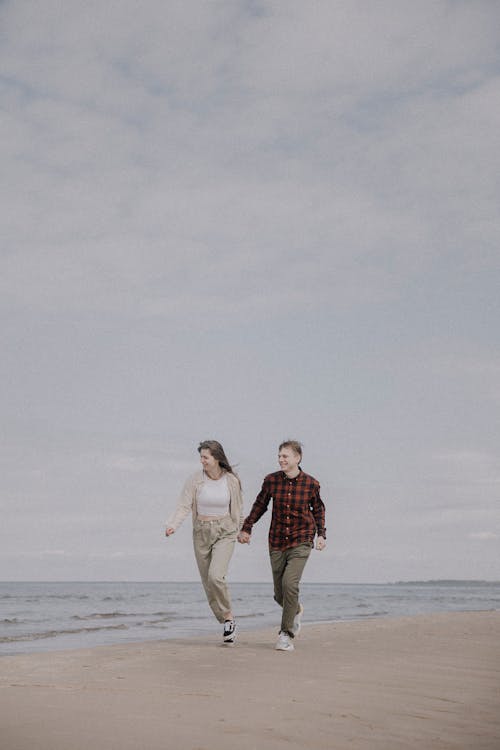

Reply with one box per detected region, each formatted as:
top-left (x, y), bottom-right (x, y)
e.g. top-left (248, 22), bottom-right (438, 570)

top-left (193, 522), bottom-right (216, 616)
top-left (193, 520), bottom-right (236, 623)
top-left (207, 531), bottom-right (236, 621)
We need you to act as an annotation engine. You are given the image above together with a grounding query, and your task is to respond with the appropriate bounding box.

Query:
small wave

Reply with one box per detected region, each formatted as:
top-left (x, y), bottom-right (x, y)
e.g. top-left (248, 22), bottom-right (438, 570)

top-left (1, 618), bottom-right (22, 625)
top-left (24, 595), bottom-right (90, 601)
top-left (357, 610), bottom-right (389, 617)
top-left (71, 610), bottom-right (175, 621)
top-left (0, 624), bottom-right (128, 644)
top-left (235, 612), bottom-right (266, 619)
top-left (142, 617), bottom-right (176, 625)
top-left (49, 594), bottom-right (90, 601)
top-left (71, 611), bottom-right (130, 621)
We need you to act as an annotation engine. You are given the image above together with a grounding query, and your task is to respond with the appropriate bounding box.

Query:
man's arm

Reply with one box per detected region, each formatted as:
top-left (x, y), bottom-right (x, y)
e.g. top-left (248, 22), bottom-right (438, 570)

top-left (311, 485), bottom-right (326, 548)
top-left (237, 477), bottom-right (272, 543)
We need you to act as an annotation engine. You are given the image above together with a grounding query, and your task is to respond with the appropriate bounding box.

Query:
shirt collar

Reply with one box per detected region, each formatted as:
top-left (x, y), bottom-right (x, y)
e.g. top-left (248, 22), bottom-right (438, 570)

top-left (281, 468), bottom-right (302, 482)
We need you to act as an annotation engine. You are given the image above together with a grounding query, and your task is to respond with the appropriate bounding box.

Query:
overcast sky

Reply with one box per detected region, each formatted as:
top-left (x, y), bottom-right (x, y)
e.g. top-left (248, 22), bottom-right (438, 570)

top-left (1, 0), bottom-right (499, 584)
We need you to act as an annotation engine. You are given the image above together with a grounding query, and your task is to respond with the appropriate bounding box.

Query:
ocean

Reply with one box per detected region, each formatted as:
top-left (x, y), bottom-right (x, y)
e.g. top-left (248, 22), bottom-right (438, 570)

top-left (1, 580), bottom-right (499, 656)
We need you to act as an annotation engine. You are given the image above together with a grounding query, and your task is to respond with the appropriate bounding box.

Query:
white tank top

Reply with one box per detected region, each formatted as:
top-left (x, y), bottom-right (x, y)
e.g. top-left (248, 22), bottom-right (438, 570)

top-left (197, 474), bottom-right (230, 517)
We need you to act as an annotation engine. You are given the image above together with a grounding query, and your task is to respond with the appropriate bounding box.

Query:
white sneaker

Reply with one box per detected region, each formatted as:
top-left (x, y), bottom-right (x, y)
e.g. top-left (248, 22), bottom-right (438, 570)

top-left (292, 604), bottom-right (304, 637)
top-left (275, 631), bottom-right (294, 651)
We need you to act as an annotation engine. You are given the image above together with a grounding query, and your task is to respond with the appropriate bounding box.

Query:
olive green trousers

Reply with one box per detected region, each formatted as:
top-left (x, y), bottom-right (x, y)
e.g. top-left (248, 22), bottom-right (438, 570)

top-left (269, 543), bottom-right (312, 635)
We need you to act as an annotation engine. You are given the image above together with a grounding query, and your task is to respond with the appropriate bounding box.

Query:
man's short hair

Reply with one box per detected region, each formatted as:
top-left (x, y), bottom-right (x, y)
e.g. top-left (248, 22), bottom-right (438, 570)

top-left (279, 440), bottom-right (303, 458)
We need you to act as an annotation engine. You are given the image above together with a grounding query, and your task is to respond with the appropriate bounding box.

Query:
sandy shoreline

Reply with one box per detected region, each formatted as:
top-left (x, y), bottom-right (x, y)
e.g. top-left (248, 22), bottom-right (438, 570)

top-left (1, 611), bottom-right (499, 750)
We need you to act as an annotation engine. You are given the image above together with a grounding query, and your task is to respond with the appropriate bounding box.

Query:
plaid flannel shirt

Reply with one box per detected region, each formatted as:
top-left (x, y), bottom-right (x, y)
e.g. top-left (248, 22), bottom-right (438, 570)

top-left (241, 469), bottom-right (326, 550)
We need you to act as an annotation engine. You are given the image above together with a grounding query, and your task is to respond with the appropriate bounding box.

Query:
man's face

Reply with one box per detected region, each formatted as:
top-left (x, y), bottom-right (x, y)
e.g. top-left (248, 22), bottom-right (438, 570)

top-left (278, 447), bottom-right (301, 474)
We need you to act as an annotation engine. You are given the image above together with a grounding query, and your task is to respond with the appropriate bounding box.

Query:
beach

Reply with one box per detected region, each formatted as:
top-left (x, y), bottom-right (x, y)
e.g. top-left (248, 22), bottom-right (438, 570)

top-left (1, 611), bottom-right (499, 750)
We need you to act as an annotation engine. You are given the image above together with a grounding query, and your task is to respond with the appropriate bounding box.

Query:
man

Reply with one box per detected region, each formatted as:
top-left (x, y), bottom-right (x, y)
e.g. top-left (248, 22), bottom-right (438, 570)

top-left (238, 440), bottom-right (326, 651)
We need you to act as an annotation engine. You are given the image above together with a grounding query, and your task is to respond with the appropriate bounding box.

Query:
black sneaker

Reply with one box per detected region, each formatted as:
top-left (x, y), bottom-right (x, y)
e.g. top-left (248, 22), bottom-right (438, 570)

top-left (223, 619), bottom-right (236, 644)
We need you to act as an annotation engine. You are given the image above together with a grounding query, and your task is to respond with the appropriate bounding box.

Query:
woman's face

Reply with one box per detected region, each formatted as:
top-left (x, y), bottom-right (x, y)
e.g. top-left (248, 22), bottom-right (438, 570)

top-left (199, 448), bottom-right (219, 473)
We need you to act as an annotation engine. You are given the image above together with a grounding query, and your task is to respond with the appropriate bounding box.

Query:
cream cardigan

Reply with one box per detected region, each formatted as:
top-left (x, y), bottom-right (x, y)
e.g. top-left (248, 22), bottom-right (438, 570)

top-left (165, 470), bottom-right (244, 531)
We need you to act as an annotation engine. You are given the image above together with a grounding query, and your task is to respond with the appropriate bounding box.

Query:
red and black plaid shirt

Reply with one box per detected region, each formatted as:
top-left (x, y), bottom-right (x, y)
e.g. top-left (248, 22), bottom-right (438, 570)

top-left (242, 469), bottom-right (326, 551)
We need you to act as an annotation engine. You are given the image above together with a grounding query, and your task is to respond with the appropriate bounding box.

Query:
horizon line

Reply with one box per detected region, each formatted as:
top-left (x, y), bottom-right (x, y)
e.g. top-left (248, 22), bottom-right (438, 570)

top-left (1, 579), bottom-right (499, 585)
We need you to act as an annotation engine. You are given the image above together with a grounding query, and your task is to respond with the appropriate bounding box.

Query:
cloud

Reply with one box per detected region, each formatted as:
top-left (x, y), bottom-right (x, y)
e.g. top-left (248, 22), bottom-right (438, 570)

top-left (2, 1), bottom-right (499, 321)
top-left (105, 446), bottom-right (195, 475)
top-left (432, 451), bottom-right (500, 486)
top-left (41, 549), bottom-right (67, 556)
top-left (1, 1), bottom-right (499, 582)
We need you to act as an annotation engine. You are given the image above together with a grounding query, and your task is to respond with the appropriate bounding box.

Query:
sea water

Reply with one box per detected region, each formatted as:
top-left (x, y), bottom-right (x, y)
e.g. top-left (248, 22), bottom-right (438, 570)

top-left (1, 580), bottom-right (499, 655)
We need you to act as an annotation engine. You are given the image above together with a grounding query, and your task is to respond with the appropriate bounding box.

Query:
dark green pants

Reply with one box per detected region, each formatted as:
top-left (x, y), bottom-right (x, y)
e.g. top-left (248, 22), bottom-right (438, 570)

top-left (269, 543), bottom-right (312, 636)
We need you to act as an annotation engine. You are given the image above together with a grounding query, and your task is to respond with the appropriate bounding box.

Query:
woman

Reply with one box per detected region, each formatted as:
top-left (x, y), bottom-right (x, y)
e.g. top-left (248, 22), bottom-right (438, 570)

top-left (165, 440), bottom-right (243, 644)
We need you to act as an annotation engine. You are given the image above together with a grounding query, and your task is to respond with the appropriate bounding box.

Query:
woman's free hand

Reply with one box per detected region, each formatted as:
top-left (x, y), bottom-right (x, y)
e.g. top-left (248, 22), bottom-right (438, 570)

top-left (165, 527), bottom-right (175, 537)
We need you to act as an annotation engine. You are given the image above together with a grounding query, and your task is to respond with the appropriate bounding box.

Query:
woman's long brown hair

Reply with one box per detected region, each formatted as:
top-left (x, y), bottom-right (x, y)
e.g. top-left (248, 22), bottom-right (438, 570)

top-left (198, 440), bottom-right (240, 486)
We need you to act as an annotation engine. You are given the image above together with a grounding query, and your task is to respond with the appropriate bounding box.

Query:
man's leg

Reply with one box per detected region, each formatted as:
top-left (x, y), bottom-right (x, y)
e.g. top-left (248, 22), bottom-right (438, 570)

top-left (279, 544), bottom-right (311, 635)
top-left (270, 548), bottom-right (287, 609)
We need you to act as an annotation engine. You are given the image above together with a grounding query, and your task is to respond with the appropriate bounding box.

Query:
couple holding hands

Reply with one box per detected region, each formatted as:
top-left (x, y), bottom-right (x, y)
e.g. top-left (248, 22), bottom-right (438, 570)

top-left (165, 439), bottom-right (327, 652)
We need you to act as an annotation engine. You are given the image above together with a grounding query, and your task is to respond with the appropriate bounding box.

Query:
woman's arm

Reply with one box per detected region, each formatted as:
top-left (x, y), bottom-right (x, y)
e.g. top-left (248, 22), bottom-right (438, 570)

top-left (164, 474), bottom-right (196, 532)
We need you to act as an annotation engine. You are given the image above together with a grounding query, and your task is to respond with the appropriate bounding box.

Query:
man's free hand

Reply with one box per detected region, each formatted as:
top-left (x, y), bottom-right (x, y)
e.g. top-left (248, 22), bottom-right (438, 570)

top-left (315, 536), bottom-right (326, 551)
top-left (237, 531), bottom-right (251, 544)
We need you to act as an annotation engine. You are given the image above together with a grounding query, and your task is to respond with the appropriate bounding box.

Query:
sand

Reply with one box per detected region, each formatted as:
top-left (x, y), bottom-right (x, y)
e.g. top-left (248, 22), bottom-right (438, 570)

top-left (0, 611), bottom-right (499, 750)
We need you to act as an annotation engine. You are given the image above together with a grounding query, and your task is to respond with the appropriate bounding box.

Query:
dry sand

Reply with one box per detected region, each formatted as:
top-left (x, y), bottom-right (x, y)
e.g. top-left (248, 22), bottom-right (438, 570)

top-left (1, 611), bottom-right (499, 750)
